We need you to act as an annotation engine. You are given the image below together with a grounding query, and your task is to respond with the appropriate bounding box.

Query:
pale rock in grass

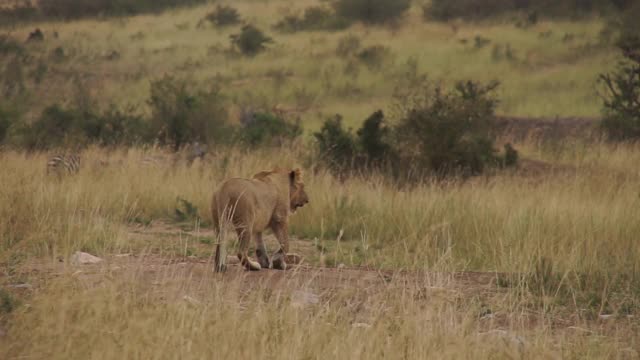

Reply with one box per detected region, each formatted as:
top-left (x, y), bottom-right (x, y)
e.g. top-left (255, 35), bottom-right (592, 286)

top-left (599, 314), bottom-right (615, 320)
top-left (8, 283), bottom-right (32, 289)
top-left (352, 322), bottom-right (372, 329)
top-left (71, 251), bottom-right (103, 265)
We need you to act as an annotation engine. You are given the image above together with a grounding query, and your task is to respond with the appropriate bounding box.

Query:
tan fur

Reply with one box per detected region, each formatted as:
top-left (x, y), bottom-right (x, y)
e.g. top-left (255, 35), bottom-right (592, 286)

top-left (211, 168), bottom-right (309, 271)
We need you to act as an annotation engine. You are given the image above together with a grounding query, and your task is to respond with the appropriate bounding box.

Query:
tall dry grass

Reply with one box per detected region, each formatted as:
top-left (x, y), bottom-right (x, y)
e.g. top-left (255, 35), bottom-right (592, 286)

top-left (2, 259), bottom-right (637, 359)
top-left (1, 142), bottom-right (640, 357)
top-left (1, 143), bottom-right (640, 274)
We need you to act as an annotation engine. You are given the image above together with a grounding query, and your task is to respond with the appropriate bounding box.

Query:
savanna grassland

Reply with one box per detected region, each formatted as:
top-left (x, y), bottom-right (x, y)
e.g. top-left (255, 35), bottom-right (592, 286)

top-left (1, 0), bottom-right (616, 127)
top-left (1, 0), bottom-right (639, 359)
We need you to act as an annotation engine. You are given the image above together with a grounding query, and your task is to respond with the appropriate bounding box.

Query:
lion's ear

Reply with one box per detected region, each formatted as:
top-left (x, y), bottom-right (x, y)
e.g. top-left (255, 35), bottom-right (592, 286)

top-left (289, 168), bottom-right (302, 184)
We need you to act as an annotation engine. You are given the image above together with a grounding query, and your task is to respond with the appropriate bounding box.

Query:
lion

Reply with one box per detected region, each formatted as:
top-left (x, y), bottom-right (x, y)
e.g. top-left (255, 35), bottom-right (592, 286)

top-left (211, 168), bottom-right (309, 272)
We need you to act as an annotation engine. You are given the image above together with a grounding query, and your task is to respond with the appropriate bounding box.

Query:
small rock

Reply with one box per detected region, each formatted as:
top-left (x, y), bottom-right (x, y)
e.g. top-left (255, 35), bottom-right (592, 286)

top-left (567, 326), bottom-right (594, 334)
top-left (8, 283), bottom-right (32, 289)
top-left (71, 251), bottom-right (103, 265)
top-left (352, 322), bottom-right (371, 329)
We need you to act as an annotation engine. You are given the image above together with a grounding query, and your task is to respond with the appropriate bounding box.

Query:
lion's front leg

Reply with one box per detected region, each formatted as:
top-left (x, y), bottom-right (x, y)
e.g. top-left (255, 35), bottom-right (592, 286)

top-left (255, 232), bottom-right (271, 269)
top-left (236, 229), bottom-right (261, 271)
top-left (271, 223), bottom-right (289, 270)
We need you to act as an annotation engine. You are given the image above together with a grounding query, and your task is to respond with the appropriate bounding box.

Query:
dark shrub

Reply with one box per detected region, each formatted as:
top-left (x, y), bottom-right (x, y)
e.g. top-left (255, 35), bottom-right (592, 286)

top-left (426, 0), bottom-right (515, 21)
top-left (336, 34), bottom-right (361, 57)
top-left (356, 45), bottom-right (391, 70)
top-left (599, 34), bottom-right (640, 141)
top-left (274, 6), bottom-right (350, 32)
top-left (425, 0), bottom-right (633, 21)
top-left (148, 76), bottom-right (230, 151)
top-left (0, 35), bottom-right (23, 56)
top-left (0, 3), bottom-right (38, 24)
top-left (38, 0), bottom-right (208, 20)
top-left (503, 143), bottom-right (519, 167)
top-left (0, 104), bottom-right (13, 145)
top-left (0, 288), bottom-right (17, 315)
top-left (205, 5), bottom-right (241, 27)
top-left (27, 28), bottom-right (44, 42)
top-left (474, 36), bottom-right (491, 49)
top-left (314, 115), bottom-right (358, 173)
top-left (357, 110), bottom-right (392, 166)
top-left (230, 25), bottom-right (273, 56)
top-left (242, 112), bottom-right (302, 146)
top-left (333, 0), bottom-right (411, 24)
top-left (395, 80), bottom-right (501, 176)
top-left (83, 105), bottom-right (149, 146)
top-left (2, 56), bottom-right (25, 98)
top-left (19, 105), bottom-right (83, 150)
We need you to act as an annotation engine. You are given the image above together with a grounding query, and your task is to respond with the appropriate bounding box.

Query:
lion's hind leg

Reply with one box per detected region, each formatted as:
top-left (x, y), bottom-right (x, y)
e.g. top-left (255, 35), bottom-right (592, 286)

top-left (236, 229), bottom-right (261, 271)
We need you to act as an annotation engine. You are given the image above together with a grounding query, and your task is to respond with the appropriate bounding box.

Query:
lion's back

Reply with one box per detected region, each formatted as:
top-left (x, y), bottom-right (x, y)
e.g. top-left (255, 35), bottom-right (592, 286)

top-left (211, 177), bottom-right (278, 230)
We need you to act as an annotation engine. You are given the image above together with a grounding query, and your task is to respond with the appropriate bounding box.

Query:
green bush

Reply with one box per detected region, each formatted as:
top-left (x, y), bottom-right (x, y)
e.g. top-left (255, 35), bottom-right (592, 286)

top-left (315, 91), bottom-right (508, 179)
top-left (356, 45), bottom-right (391, 70)
top-left (357, 110), bottom-right (392, 167)
top-left (0, 104), bottom-right (13, 145)
top-left (242, 112), bottom-right (302, 146)
top-left (0, 3), bottom-right (38, 24)
top-left (13, 103), bottom-right (151, 150)
top-left (148, 76), bottom-right (230, 150)
top-left (503, 143), bottom-right (519, 167)
top-left (426, 0), bottom-right (514, 20)
top-left (18, 105), bottom-right (84, 150)
top-left (83, 106), bottom-right (149, 146)
top-left (38, 0), bottom-right (208, 19)
top-left (2, 57), bottom-right (26, 98)
top-left (333, 0), bottom-right (411, 24)
top-left (314, 111), bottom-right (394, 174)
top-left (599, 34), bottom-right (640, 141)
top-left (314, 115), bottom-right (358, 173)
top-left (205, 5), bottom-right (241, 27)
top-left (0, 35), bottom-right (23, 56)
top-left (274, 6), bottom-right (350, 32)
top-left (395, 80), bottom-right (501, 177)
top-left (230, 25), bottom-right (273, 56)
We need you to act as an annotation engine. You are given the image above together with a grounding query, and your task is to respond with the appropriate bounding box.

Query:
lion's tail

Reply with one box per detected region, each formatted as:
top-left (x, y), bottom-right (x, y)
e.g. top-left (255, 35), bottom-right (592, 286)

top-left (212, 192), bottom-right (237, 273)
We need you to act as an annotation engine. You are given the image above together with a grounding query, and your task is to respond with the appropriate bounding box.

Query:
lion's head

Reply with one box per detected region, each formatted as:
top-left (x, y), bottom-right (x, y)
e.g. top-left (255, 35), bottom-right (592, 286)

top-left (289, 168), bottom-right (309, 212)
